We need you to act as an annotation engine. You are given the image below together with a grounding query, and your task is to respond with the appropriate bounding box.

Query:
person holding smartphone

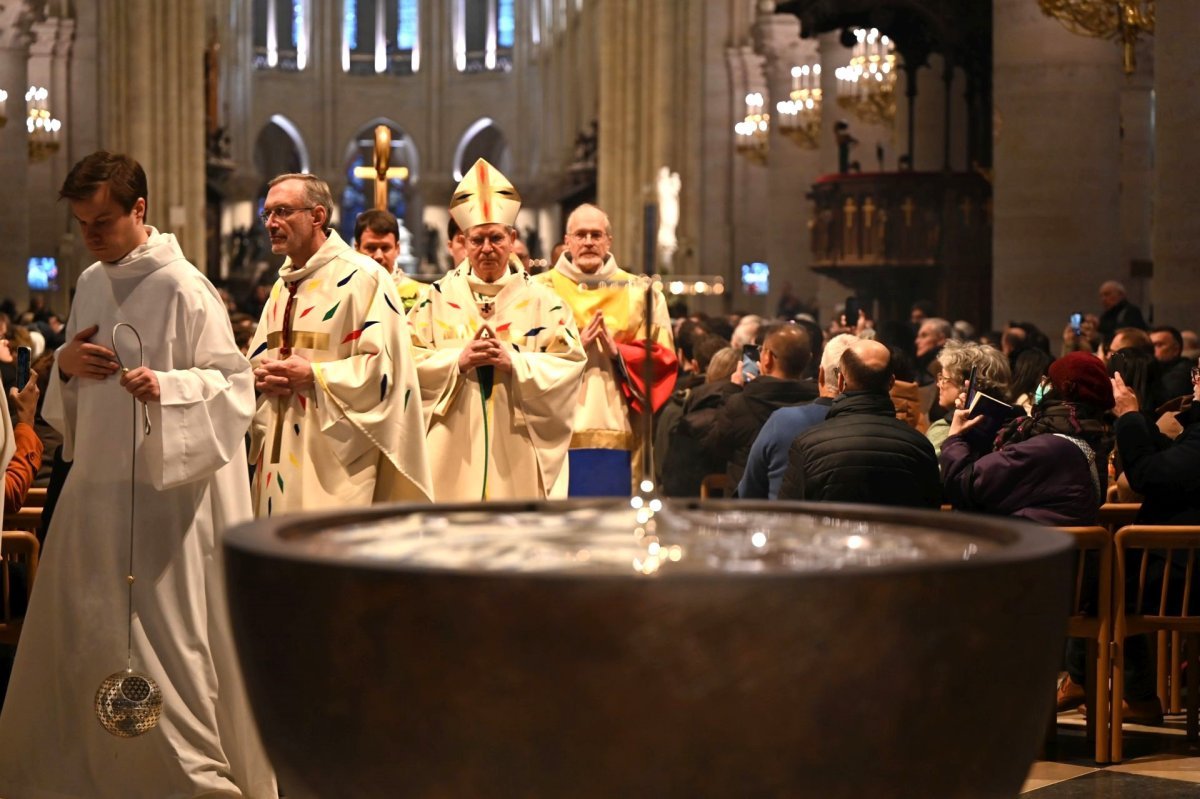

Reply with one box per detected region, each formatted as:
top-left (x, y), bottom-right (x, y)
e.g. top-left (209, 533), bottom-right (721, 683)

top-left (703, 324), bottom-right (818, 488)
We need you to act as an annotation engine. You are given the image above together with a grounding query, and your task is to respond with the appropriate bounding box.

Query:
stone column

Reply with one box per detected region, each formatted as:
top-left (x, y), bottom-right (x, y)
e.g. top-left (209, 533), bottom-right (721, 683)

top-left (26, 13), bottom-right (75, 283)
top-left (1149, 0), bottom-right (1200, 329)
top-left (0, 5), bottom-right (35, 306)
top-left (992, 0), bottom-right (1122, 337)
top-left (755, 12), bottom-right (821, 316)
top-left (100, 0), bottom-right (207, 271)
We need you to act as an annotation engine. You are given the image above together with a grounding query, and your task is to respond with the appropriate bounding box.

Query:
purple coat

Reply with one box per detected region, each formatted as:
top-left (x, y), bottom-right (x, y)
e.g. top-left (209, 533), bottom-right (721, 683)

top-left (940, 432), bottom-right (1103, 526)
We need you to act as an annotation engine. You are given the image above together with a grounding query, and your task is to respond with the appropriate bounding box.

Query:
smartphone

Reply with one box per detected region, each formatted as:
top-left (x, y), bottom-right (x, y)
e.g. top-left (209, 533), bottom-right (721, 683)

top-left (1069, 313), bottom-right (1083, 335)
top-left (15, 345), bottom-right (30, 389)
top-left (966, 365), bottom-right (979, 405)
top-left (843, 297), bottom-right (860, 326)
top-left (742, 343), bottom-right (761, 380)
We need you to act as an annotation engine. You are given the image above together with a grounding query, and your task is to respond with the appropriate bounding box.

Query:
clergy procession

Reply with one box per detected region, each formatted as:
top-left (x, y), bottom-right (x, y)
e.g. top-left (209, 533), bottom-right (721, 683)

top-left (0, 150), bottom-right (675, 798)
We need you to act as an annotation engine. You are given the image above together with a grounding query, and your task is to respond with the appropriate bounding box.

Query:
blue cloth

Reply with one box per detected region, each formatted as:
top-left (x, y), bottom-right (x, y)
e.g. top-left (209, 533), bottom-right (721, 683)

top-left (568, 448), bottom-right (632, 497)
top-left (738, 398), bottom-right (832, 499)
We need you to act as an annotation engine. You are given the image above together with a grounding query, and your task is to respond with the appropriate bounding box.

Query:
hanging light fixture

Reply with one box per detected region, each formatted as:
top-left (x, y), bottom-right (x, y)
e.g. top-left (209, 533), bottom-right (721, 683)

top-left (734, 92), bottom-right (769, 165)
top-left (776, 63), bottom-right (822, 149)
top-left (834, 28), bottom-right (897, 126)
top-left (1038, 0), bottom-right (1154, 75)
top-left (26, 86), bottom-right (62, 162)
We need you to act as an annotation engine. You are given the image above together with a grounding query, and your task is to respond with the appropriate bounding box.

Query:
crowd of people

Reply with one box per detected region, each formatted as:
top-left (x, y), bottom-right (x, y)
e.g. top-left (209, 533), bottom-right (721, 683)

top-left (0, 147), bottom-right (1196, 797)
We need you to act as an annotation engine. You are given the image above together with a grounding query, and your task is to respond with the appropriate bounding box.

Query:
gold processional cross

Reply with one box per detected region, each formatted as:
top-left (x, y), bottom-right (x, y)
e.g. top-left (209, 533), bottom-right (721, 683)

top-left (353, 125), bottom-right (409, 210)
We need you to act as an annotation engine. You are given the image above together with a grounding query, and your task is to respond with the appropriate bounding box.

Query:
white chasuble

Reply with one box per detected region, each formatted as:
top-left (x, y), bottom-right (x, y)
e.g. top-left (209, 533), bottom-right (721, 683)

top-left (408, 264), bottom-right (586, 501)
top-left (0, 229), bottom-right (277, 798)
top-left (247, 231), bottom-right (432, 517)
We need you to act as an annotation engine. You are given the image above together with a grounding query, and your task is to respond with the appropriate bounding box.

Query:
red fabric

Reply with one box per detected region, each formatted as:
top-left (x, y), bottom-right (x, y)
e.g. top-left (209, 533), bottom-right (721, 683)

top-left (6, 422), bottom-right (43, 514)
top-left (615, 341), bottom-right (678, 414)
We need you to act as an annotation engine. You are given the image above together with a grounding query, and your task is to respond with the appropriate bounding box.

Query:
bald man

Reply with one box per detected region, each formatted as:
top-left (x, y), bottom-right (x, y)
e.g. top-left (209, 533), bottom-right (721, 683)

top-left (778, 339), bottom-right (941, 506)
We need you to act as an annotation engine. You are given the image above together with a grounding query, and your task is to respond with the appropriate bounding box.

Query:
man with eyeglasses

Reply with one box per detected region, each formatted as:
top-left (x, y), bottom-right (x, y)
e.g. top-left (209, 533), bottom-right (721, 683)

top-left (246, 173), bottom-right (432, 518)
top-left (533, 203), bottom-right (676, 496)
top-left (408, 159), bottom-right (585, 501)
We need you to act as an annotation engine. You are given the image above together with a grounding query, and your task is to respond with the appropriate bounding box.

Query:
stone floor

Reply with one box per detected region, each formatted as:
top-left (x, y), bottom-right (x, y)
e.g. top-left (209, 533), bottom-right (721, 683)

top-left (1022, 710), bottom-right (1200, 796)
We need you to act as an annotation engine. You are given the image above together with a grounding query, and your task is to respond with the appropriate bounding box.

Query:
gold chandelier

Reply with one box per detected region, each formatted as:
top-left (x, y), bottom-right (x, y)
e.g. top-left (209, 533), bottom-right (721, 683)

top-left (1038, 0), bottom-right (1154, 75)
top-left (835, 28), bottom-right (897, 126)
top-left (734, 92), bottom-right (769, 165)
top-left (776, 63), bottom-right (822, 149)
top-left (26, 86), bottom-right (62, 162)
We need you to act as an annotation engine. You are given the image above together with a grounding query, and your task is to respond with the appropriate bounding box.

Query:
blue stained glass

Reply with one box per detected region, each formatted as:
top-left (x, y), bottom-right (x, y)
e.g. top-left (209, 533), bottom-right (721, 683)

top-left (397, 0), bottom-right (418, 50)
top-left (345, 0), bottom-right (357, 49)
top-left (498, 0), bottom-right (514, 48)
top-left (293, 0), bottom-right (304, 47)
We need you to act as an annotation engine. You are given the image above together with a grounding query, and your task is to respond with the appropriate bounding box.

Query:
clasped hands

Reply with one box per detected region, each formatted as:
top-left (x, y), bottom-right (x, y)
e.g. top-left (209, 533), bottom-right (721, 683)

top-left (58, 324), bottom-right (160, 403)
top-left (255, 354), bottom-right (315, 397)
top-left (580, 310), bottom-right (618, 358)
top-left (458, 325), bottom-right (513, 375)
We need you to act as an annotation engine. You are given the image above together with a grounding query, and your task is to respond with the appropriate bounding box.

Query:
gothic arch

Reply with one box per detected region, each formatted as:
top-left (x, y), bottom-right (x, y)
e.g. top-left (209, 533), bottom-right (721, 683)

top-left (452, 118), bottom-right (511, 181)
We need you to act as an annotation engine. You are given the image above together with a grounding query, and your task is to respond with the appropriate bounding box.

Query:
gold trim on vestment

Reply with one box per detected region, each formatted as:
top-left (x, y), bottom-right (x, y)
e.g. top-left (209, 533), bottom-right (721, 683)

top-left (570, 429), bottom-right (638, 451)
top-left (267, 331), bottom-right (331, 351)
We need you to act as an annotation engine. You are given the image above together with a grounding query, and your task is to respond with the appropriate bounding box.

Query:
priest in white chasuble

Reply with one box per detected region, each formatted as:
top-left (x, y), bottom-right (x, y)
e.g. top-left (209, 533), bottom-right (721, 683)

top-left (0, 151), bottom-right (277, 798)
top-left (535, 203), bottom-right (677, 496)
top-left (247, 173), bottom-right (432, 517)
top-left (408, 159), bottom-right (585, 501)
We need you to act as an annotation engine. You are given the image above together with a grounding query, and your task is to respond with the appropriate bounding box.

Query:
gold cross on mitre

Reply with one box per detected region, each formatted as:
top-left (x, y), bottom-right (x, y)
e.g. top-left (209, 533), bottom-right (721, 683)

top-left (352, 125), bottom-right (409, 211)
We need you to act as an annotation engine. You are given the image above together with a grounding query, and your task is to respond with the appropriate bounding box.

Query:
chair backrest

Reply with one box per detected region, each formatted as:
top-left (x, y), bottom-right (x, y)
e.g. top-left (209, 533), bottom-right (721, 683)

top-left (1098, 503), bottom-right (1141, 533)
top-left (700, 473), bottom-right (732, 499)
top-left (1056, 526), bottom-right (1113, 639)
top-left (1114, 525), bottom-right (1200, 633)
top-left (0, 530), bottom-right (40, 644)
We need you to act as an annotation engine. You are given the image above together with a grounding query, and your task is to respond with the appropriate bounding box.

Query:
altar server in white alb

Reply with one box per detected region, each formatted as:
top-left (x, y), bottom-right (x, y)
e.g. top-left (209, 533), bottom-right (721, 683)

top-left (247, 173), bottom-right (432, 516)
top-left (0, 151), bottom-right (277, 798)
top-left (408, 159), bottom-right (586, 501)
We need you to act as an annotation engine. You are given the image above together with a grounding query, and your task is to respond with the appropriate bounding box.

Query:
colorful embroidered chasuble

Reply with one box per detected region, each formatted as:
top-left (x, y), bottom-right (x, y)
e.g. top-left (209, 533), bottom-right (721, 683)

top-left (408, 263), bottom-right (586, 501)
top-left (247, 231), bottom-right (432, 516)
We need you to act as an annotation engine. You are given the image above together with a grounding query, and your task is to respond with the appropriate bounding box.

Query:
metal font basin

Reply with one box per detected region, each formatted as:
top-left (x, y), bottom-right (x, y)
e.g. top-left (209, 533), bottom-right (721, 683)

top-left (223, 499), bottom-right (1071, 798)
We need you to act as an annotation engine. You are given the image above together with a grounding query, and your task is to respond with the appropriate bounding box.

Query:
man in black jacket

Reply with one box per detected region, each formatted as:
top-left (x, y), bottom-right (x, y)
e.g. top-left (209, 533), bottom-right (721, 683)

top-left (702, 324), bottom-right (817, 487)
top-left (778, 339), bottom-right (940, 506)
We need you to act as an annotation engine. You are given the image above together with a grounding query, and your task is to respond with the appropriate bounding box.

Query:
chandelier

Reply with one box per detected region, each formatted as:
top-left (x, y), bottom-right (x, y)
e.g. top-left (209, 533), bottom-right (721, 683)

top-left (776, 63), bottom-right (822, 149)
top-left (26, 86), bottom-right (62, 162)
top-left (0, 89), bottom-right (7, 128)
top-left (734, 92), bottom-right (769, 165)
top-left (1038, 0), bottom-right (1154, 75)
top-left (835, 28), bottom-right (897, 126)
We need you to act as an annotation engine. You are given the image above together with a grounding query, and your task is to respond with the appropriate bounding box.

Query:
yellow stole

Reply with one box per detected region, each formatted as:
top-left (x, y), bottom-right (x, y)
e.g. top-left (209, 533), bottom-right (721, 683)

top-left (547, 267), bottom-right (638, 335)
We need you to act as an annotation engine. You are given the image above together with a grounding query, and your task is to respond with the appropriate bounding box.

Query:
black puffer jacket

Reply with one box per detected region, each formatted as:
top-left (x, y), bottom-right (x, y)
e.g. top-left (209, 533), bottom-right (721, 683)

top-left (702, 376), bottom-right (818, 487)
top-left (778, 391), bottom-right (941, 506)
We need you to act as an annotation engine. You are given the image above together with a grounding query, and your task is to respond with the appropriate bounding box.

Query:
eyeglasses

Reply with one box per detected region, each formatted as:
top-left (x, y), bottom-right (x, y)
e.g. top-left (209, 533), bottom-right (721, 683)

top-left (466, 232), bottom-right (510, 249)
top-left (935, 374), bottom-right (956, 386)
top-left (568, 230), bottom-right (608, 242)
top-left (259, 206), bottom-right (315, 224)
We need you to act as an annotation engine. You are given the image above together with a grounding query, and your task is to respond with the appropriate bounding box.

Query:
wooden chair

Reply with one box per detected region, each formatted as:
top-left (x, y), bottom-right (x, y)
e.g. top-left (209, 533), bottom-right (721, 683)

top-left (0, 530), bottom-right (40, 645)
top-left (1111, 525), bottom-right (1200, 762)
top-left (1097, 503), bottom-right (1141, 533)
top-left (699, 474), bottom-right (732, 499)
top-left (1055, 526), bottom-right (1114, 764)
top-left (23, 487), bottom-right (47, 508)
top-left (5, 507), bottom-right (42, 534)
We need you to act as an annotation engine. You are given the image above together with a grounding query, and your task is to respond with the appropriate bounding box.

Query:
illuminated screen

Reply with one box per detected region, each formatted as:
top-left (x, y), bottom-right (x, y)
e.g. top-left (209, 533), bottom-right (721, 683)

top-left (28, 257), bottom-right (58, 291)
top-left (741, 262), bottom-right (769, 295)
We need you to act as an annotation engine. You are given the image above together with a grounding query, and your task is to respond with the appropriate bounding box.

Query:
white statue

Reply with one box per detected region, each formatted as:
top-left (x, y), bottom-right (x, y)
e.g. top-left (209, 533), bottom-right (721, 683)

top-left (656, 166), bottom-right (681, 267)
